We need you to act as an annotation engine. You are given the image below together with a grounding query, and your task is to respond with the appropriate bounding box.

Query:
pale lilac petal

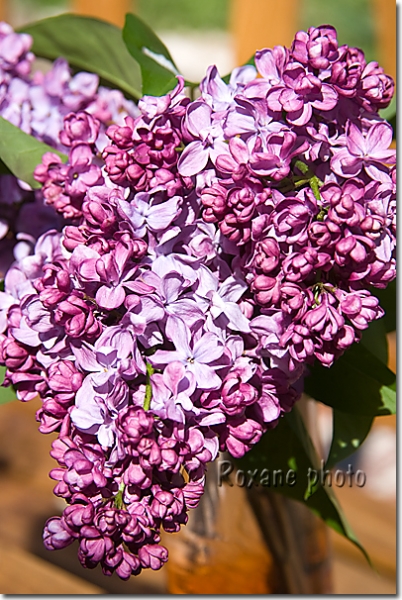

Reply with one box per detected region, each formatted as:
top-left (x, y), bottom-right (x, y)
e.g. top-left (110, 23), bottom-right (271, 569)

top-left (150, 349), bottom-right (184, 367)
top-left (312, 83), bottom-right (338, 110)
top-left (198, 411), bottom-right (226, 426)
top-left (229, 64), bottom-right (257, 86)
top-left (70, 406), bottom-right (102, 430)
top-left (366, 122), bottom-right (393, 155)
top-left (166, 315), bottom-right (191, 356)
top-left (222, 302), bottom-right (251, 333)
top-left (96, 285), bottom-right (125, 310)
top-left (162, 272), bottom-right (184, 303)
top-left (147, 196), bottom-right (181, 231)
top-left (286, 102), bottom-right (312, 126)
top-left (254, 48), bottom-right (280, 80)
top-left (202, 65), bottom-right (231, 103)
top-left (178, 141), bottom-right (209, 177)
top-left (193, 332), bottom-right (224, 363)
top-left (69, 142), bottom-right (93, 166)
top-left (123, 279), bottom-right (156, 294)
top-left (163, 361), bottom-right (186, 396)
top-left (165, 398), bottom-right (185, 423)
top-left (10, 320), bottom-right (41, 347)
top-left (98, 424), bottom-right (115, 448)
top-left (203, 434), bottom-right (219, 460)
top-left (0, 292), bottom-right (15, 333)
top-left (175, 392), bottom-right (193, 412)
top-left (186, 101), bottom-right (212, 136)
top-left (244, 79), bottom-right (271, 99)
top-left (166, 299), bottom-right (205, 327)
top-left (150, 373), bottom-right (170, 406)
top-left (71, 342), bottom-right (99, 372)
top-left (70, 245), bottom-right (100, 280)
top-left (209, 139), bottom-right (231, 165)
top-left (229, 137), bottom-right (251, 164)
top-left (258, 394), bottom-right (281, 422)
top-left (364, 162), bottom-right (392, 184)
top-left (225, 109), bottom-right (257, 136)
top-left (280, 88), bottom-right (303, 112)
top-left (346, 123), bottom-right (365, 157)
top-left (188, 361), bottom-right (221, 389)
top-left (136, 297), bottom-right (165, 323)
top-left (331, 148), bottom-right (363, 178)
top-left (71, 376), bottom-right (102, 422)
top-left (219, 276), bottom-right (248, 302)
top-left (266, 87), bottom-right (284, 112)
top-left (196, 264), bottom-right (219, 297)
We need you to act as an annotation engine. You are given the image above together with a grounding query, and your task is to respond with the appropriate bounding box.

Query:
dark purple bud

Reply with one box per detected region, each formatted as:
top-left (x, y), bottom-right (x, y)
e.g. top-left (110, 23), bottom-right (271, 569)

top-left (60, 112), bottom-right (100, 147)
top-left (138, 543), bottom-right (168, 570)
top-left (43, 517), bottom-right (76, 550)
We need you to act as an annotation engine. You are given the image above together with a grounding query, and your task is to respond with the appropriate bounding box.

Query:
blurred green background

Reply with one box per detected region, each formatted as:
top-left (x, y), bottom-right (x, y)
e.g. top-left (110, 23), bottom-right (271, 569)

top-left (11, 0), bottom-right (377, 61)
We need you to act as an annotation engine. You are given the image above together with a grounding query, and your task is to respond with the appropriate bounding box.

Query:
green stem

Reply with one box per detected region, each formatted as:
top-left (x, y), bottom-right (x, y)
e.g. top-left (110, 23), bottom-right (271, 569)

top-left (114, 482), bottom-right (126, 509)
top-left (310, 176), bottom-right (322, 202)
top-left (143, 361), bottom-right (154, 411)
top-left (294, 159), bottom-right (310, 175)
top-left (293, 160), bottom-right (322, 202)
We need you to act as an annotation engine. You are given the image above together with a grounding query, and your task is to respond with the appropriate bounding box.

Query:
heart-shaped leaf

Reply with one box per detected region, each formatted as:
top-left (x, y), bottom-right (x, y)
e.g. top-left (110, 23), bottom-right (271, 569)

top-left (304, 342), bottom-right (396, 417)
top-left (123, 13), bottom-right (195, 96)
top-left (0, 116), bottom-right (67, 188)
top-left (370, 279), bottom-right (396, 334)
top-left (236, 407), bottom-right (369, 561)
top-left (19, 14), bottom-right (142, 100)
top-left (325, 410), bottom-right (374, 471)
top-left (360, 317), bottom-right (388, 365)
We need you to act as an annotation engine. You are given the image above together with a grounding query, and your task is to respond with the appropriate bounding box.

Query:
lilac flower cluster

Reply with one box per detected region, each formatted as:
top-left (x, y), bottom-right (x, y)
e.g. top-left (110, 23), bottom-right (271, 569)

top-left (0, 24), bottom-right (396, 579)
top-left (193, 27), bottom-right (396, 369)
top-left (0, 21), bottom-right (138, 277)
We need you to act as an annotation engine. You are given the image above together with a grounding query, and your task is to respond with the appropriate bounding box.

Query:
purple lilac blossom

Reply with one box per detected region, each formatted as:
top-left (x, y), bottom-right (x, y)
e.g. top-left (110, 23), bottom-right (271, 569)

top-left (0, 22), bottom-right (396, 580)
top-left (0, 22), bottom-right (139, 278)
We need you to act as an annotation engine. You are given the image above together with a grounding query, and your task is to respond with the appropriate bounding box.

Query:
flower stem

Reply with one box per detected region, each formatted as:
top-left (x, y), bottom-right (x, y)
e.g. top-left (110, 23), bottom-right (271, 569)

top-left (114, 482), bottom-right (126, 509)
top-left (143, 361), bottom-right (154, 411)
top-left (293, 160), bottom-right (322, 202)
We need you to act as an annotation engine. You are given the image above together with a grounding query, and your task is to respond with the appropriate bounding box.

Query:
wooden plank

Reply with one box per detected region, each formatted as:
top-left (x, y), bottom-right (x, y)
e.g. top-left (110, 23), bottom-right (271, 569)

top-left (372, 0), bottom-right (396, 85)
top-left (71, 0), bottom-right (133, 28)
top-left (330, 486), bottom-right (396, 580)
top-left (0, 544), bottom-right (105, 594)
top-left (230, 0), bottom-right (299, 65)
top-left (332, 554), bottom-right (396, 595)
top-left (0, 0), bottom-right (6, 22)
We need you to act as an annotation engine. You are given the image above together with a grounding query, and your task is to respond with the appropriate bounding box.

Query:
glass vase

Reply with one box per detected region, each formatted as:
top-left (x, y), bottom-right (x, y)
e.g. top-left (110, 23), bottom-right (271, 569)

top-left (164, 459), bottom-right (333, 594)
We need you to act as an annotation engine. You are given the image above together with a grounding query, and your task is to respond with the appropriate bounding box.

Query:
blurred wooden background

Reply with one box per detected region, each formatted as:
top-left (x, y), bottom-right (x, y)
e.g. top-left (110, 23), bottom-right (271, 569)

top-left (0, 0), bottom-right (395, 82)
top-left (0, 0), bottom-right (396, 594)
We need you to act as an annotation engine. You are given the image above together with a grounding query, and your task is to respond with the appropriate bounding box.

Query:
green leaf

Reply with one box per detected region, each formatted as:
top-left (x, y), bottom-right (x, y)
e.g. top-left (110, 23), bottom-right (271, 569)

top-left (325, 410), bottom-right (373, 470)
top-left (371, 279), bottom-right (396, 333)
top-left (0, 159), bottom-right (12, 175)
top-left (236, 408), bottom-right (369, 561)
top-left (360, 316), bottom-right (388, 365)
top-left (19, 14), bottom-right (142, 100)
top-left (123, 13), bottom-right (194, 96)
top-left (0, 116), bottom-right (67, 188)
top-left (379, 94), bottom-right (397, 125)
top-left (305, 342), bottom-right (396, 416)
top-left (0, 366), bottom-right (17, 405)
